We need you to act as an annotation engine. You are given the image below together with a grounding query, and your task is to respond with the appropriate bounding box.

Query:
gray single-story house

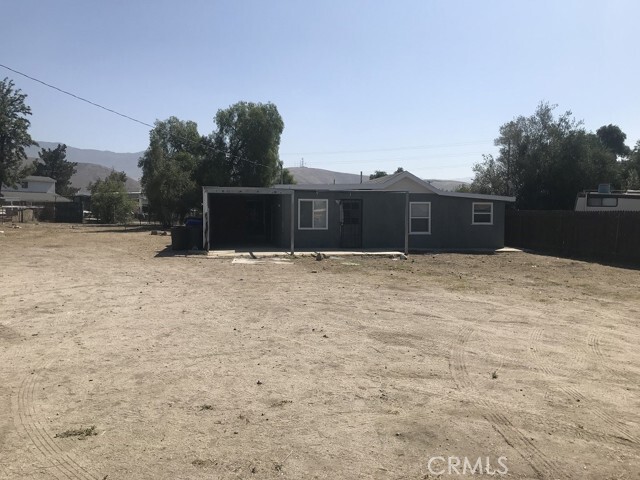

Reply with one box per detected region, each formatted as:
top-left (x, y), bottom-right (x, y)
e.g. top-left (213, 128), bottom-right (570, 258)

top-left (202, 171), bottom-right (515, 253)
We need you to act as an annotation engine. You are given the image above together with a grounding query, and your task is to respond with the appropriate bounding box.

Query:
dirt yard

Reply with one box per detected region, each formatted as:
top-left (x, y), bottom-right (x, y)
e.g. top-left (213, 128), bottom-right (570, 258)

top-left (0, 223), bottom-right (638, 479)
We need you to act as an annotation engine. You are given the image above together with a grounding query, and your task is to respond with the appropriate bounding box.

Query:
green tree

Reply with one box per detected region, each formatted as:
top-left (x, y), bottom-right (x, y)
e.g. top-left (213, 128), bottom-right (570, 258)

top-left (140, 104), bottom-right (286, 223)
top-left (0, 77), bottom-right (37, 195)
top-left (470, 154), bottom-right (508, 194)
top-left (470, 102), bottom-right (624, 209)
top-left (596, 124), bottom-right (631, 157)
top-left (394, 167), bottom-right (404, 174)
top-left (204, 101), bottom-right (284, 187)
top-left (277, 161), bottom-right (296, 184)
top-left (369, 170), bottom-right (388, 180)
top-left (32, 143), bottom-right (78, 196)
top-left (622, 141), bottom-right (640, 189)
top-left (139, 117), bottom-right (202, 225)
top-left (90, 171), bottom-right (134, 223)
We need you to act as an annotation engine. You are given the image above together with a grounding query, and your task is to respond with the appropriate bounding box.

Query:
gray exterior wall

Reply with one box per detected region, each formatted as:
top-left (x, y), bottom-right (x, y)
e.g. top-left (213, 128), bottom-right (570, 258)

top-left (207, 189), bottom-right (507, 251)
top-left (407, 194), bottom-right (506, 250)
top-left (292, 191), bottom-right (505, 250)
top-left (292, 190), bottom-right (406, 250)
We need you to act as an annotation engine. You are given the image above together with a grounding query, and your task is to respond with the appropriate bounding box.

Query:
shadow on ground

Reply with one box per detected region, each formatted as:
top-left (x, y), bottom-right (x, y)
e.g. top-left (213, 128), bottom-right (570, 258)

top-left (81, 225), bottom-right (168, 234)
top-left (154, 245), bottom-right (206, 258)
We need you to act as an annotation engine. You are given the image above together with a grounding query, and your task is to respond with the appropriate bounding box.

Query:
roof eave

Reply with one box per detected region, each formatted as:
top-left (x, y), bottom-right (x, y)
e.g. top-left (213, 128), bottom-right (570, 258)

top-left (438, 191), bottom-right (516, 202)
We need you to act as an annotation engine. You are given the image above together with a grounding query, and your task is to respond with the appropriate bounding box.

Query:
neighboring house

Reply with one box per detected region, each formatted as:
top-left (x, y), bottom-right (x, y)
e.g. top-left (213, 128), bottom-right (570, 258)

top-left (0, 176), bottom-right (71, 205)
top-left (575, 184), bottom-right (640, 212)
top-left (71, 189), bottom-right (148, 221)
top-left (1, 176), bottom-right (73, 222)
top-left (202, 171), bottom-right (515, 253)
top-left (127, 191), bottom-right (149, 215)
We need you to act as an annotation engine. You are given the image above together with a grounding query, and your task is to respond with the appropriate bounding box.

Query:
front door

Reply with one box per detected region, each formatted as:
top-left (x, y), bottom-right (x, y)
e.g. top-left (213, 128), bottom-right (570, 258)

top-left (340, 200), bottom-right (362, 249)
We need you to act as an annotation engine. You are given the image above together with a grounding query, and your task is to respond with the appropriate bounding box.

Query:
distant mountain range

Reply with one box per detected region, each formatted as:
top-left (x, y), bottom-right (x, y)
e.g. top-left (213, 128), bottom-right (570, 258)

top-left (68, 162), bottom-right (141, 194)
top-left (26, 141), bottom-right (468, 193)
top-left (26, 141), bottom-right (143, 194)
top-left (287, 167), bottom-right (366, 185)
top-left (26, 141), bottom-right (144, 180)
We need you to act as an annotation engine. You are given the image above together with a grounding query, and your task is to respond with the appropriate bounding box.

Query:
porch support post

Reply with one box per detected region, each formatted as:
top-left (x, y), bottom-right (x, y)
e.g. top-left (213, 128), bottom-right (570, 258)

top-left (404, 192), bottom-right (409, 255)
top-left (290, 192), bottom-right (295, 255)
top-left (202, 188), bottom-right (209, 251)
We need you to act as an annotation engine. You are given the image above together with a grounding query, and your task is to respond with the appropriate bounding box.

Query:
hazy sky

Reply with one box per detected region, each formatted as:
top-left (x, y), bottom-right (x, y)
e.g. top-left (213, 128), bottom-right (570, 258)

top-left (3, 0), bottom-right (639, 179)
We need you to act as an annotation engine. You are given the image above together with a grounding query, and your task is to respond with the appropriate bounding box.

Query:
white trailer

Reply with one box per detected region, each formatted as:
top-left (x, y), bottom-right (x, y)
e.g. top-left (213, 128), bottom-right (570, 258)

top-left (575, 186), bottom-right (640, 212)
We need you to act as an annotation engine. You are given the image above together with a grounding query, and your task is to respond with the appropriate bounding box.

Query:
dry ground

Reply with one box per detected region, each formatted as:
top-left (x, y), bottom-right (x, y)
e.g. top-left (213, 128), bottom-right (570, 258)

top-left (0, 223), bottom-right (639, 480)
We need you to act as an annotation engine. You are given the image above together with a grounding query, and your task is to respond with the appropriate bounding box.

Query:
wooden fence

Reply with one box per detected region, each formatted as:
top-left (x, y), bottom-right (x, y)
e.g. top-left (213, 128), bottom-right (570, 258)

top-left (39, 202), bottom-right (84, 223)
top-left (505, 210), bottom-right (640, 264)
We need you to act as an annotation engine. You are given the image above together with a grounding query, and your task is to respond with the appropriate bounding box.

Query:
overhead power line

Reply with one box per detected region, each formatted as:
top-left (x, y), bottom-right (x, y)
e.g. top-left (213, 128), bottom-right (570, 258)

top-left (0, 63), bottom-right (274, 169)
top-left (1, 63), bottom-right (489, 172)
top-left (0, 63), bottom-right (154, 129)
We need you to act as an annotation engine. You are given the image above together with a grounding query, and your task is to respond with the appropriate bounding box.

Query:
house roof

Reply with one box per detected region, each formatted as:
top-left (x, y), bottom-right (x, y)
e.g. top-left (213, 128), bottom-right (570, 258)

top-left (203, 186), bottom-right (293, 195)
top-left (24, 175), bottom-right (56, 183)
top-left (275, 171), bottom-right (515, 202)
top-left (0, 191), bottom-right (71, 203)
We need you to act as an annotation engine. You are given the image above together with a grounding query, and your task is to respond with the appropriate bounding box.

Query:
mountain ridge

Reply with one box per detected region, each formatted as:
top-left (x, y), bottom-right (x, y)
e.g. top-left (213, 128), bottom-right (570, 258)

top-left (26, 141), bottom-right (144, 180)
top-left (26, 141), bottom-right (468, 193)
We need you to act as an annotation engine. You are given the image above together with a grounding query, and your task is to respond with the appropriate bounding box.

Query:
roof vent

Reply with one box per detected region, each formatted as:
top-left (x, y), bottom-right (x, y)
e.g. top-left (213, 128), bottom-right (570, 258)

top-left (597, 183), bottom-right (611, 194)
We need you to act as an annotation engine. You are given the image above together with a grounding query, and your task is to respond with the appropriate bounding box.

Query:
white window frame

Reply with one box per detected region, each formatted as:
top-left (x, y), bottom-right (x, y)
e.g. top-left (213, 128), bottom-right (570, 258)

top-left (472, 202), bottom-right (493, 225)
top-left (587, 196), bottom-right (618, 207)
top-left (409, 201), bottom-right (431, 235)
top-left (298, 199), bottom-right (329, 230)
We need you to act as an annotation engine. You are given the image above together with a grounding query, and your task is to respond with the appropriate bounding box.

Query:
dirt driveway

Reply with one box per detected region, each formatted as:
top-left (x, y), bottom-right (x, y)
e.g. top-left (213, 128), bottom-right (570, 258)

top-left (0, 223), bottom-right (638, 479)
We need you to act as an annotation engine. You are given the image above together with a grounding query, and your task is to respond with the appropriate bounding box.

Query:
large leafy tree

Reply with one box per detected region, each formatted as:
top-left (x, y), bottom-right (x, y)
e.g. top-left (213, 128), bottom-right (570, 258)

top-left (32, 143), bottom-right (78, 196)
top-left (595, 125), bottom-right (637, 190)
top-left (139, 117), bottom-right (202, 225)
top-left (622, 141), bottom-right (640, 189)
top-left (470, 102), bottom-right (625, 209)
top-left (141, 103), bottom-right (289, 223)
top-left (89, 171), bottom-right (134, 223)
top-left (204, 101), bottom-right (285, 187)
top-left (596, 124), bottom-right (631, 157)
top-left (469, 155), bottom-right (508, 195)
top-left (0, 77), bottom-right (37, 195)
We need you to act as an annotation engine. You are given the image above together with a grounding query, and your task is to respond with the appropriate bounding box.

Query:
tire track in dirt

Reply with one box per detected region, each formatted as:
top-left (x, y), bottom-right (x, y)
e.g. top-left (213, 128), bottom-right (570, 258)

top-left (528, 329), bottom-right (639, 445)
top-left (586, 332), bottom-right (628, 378)
top-left (530, 327), bottom-right (591, 374)
top-left (14, 341), bottom-right (103, 480)
top-left (530, 327), bottom-right (588, 375)
top-left (560, 385), bottom-right (639, 445)
top-left (587, 333), bottom-right (604, 365)
top-left (529, 328), bottom-right (554, 376)
top-left (17, 359), bottom-right (101, 480)
top-left (18, 364), bottom-right (83, 480)
top-left (449, 326), bottom-right (569, 480)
